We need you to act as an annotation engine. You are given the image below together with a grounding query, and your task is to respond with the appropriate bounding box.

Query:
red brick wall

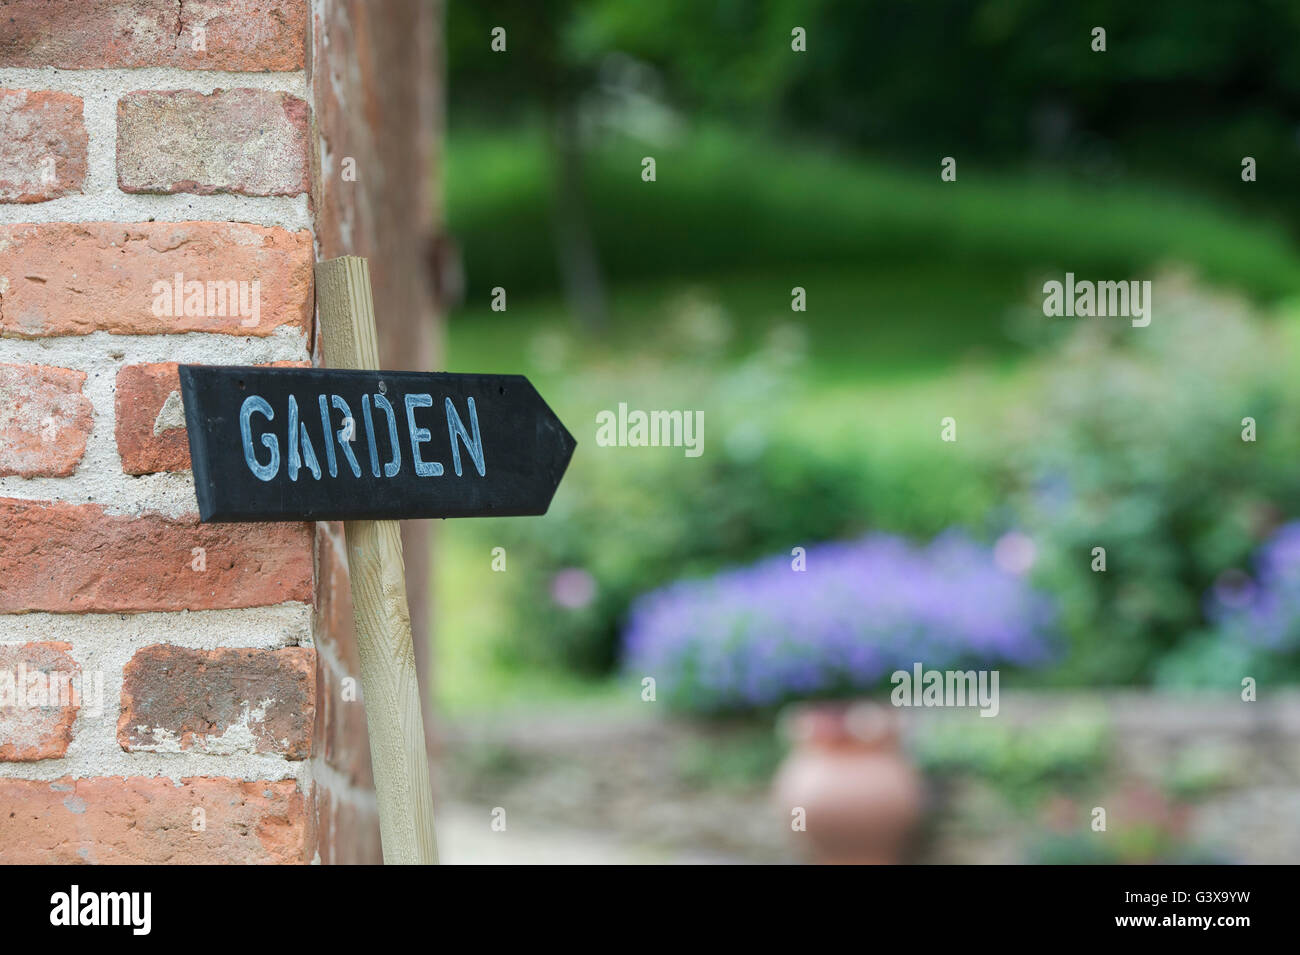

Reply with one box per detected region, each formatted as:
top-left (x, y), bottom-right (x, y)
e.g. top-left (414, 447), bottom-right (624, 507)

top-left (310, 0), bottom-right (442, 790)
top-left (0, 0), bottom-right (439, 864)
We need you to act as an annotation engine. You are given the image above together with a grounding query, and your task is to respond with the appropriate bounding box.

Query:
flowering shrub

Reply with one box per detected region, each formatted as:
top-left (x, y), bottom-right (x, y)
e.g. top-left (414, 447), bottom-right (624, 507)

top-left (1211, 521), bottom-right (1300, 651)
top-left (481, 311), bottom-right (997, 675)
top-left (1006, 277), bottom-right (1300, 683)
top-left (1159, 521), bottom-right (1300, 685)
top-left (621, 532), bottom-right (1058, 712)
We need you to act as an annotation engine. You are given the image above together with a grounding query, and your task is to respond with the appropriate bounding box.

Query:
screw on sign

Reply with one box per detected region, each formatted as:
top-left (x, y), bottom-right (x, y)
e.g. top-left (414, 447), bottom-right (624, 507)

top-left (179, 257), bottom-right (576, 864)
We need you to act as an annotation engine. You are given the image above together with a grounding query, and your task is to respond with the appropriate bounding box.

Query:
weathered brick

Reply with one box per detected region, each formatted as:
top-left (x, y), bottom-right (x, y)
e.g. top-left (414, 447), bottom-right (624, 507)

top-left (314, 651), bottom-right (373, 789)
top-left (0, 222), bottom-right (313, 338)
top-left (115, 360), bottom-right (310, 474)
top-left (0, 0), bottom-right (306, 71)
top-left (0, 498), bottom-right (313, 613)
top-left (115, 363), bottom-right (190, 475)
top-left (0, 90), bottom-right (87, 202)
top-left (312, 524), bottom-right (374, 788)
top-left (0, 641), bottom-right (79, 761)
top-left (0, 776), bottom-right (314, 864)
top-left (313, 524), bottom-right (375, 778)
top-left (314, 786), bottom-right (382, 865)
top-left (119, 645), bottom-right (315, 758)
top-left (314, 523), bottom-right (361, 674)
top-left (0, 363), bottom-right (93, 478)
top-left (118, 89), bottom-right (310, 197)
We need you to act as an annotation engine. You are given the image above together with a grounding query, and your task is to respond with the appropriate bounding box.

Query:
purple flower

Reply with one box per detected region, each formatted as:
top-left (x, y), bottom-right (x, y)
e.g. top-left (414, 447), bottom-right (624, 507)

top-left (621, 531), bottom-right (1058, 711)
top-left (1209, 521), bottom-right (1300, 651)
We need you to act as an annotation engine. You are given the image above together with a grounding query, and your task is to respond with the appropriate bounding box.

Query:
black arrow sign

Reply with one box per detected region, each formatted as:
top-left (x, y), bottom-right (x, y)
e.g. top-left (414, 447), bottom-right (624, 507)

top-left (178, 365), bottom-right (576, 522)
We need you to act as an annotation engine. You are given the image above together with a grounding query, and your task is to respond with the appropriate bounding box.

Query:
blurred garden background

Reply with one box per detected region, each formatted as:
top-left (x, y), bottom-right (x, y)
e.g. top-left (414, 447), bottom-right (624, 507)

top-left (429, 0), bottom-right (1300, 863)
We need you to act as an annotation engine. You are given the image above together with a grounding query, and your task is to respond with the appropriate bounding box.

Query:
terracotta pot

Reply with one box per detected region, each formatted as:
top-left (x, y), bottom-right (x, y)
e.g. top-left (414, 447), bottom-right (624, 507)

top-left (772, 701), bottom-right (923, 864)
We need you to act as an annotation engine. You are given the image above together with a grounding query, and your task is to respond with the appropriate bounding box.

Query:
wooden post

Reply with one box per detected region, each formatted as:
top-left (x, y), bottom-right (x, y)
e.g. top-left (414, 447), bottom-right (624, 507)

top-left (314, 256), bottom-right (439, 864)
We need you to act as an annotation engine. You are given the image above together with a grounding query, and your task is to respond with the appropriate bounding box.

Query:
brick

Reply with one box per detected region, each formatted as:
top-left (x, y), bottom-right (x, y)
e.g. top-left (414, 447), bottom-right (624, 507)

top-left (0, 0), bottom-right (306, 71)
top-left (312, 525), bottom-right (374, 785)
top-left (315, 787), bottom-right (382, 865)
top-left (312, 524), bottom-right (374, 788)
top-left (0, 222), bottom-right (313, 338)
top-left (115, 363), bottom-right (190, 475)
top-left (119, 645), bottom-right (315, 758)
top-left (115, 359), bottom-right (310, 474)
top-left (0, 498), bottom-right (313, 613)
top-left (0, 363), bottom-right (93, 477)
top-left (0, 641), bottom-right (78, 761)
top-left (0, 776), bottom-right (314, 864)
top-left (0, 90), bottom-right (87, 202)
top-left (314, 523), bottom-right (361, 674)
top-left (314, 652), bottom-right (373, 788)
top-left (118, 89), bottom-right (310, 197)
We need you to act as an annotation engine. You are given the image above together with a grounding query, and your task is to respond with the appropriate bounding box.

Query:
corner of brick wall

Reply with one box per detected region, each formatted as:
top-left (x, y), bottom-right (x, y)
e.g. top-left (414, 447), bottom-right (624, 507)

top-left (311, 0), bottom-right (443, 809)
top-left (0, 0), bottom-right (387, 864)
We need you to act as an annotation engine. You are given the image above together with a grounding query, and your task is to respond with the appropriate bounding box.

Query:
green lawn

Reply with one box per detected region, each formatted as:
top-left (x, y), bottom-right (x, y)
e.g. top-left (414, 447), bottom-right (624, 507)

top-left (443, 262), bottom-right (1036, 386)
top-left (448, 122), bottom-right (1300, 302)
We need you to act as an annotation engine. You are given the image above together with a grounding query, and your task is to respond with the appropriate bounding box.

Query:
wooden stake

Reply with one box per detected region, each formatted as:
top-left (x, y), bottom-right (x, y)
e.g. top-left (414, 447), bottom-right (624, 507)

top-left (314, 256), bottom-right (439, 865)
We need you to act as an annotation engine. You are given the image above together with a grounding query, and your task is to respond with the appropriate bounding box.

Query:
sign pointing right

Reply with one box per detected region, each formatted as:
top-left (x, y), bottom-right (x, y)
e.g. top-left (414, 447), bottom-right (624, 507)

top-left (179, 365), bottom-right (577, 523)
